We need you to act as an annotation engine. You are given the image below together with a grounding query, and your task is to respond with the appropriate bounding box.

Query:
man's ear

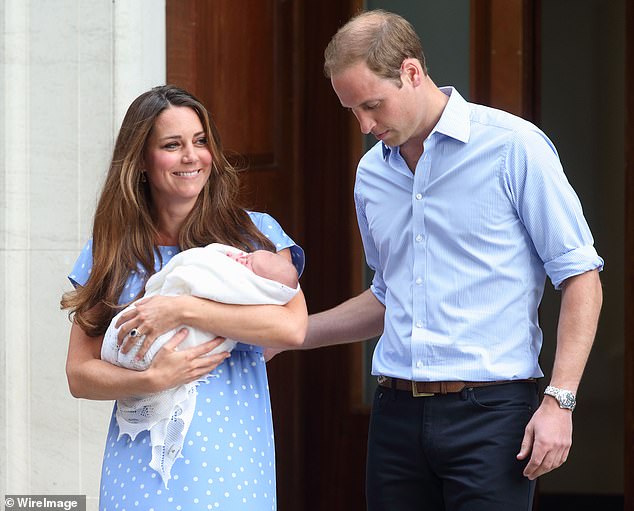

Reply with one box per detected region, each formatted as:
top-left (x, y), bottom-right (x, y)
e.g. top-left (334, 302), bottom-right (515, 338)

top-left (401, 58), bottom-right (423, 87)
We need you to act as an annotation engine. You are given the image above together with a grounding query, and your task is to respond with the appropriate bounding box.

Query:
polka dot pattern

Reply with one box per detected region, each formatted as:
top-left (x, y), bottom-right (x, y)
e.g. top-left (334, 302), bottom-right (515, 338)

top-left (100, 349), bottom-right (275, 510)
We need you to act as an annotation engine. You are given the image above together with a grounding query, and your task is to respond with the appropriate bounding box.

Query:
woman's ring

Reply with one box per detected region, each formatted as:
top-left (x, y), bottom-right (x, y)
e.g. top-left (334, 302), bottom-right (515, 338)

top-left (129, 328), bottom-right (141, 338)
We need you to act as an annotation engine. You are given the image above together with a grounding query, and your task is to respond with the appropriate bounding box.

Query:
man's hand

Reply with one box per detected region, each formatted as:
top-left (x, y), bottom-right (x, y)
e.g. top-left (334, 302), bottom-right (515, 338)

top-left (516, 398), bottom-right (573, 480)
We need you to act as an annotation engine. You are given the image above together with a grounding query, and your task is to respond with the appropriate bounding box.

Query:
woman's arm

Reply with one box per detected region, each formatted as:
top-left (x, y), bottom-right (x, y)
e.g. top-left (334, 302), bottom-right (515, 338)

top-left (122, 290), bottom-right (308, 360)
top-left (66, 320), bottom-right (230, 400)
top-left (117, 248), bottom-right (308, 359)
top-left (181, 289), bottom-right (308, 347)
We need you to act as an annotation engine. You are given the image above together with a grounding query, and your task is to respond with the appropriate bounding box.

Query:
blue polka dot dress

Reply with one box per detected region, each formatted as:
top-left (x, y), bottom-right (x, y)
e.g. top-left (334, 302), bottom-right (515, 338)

top-left (68, 212), bottom-right (305, 511)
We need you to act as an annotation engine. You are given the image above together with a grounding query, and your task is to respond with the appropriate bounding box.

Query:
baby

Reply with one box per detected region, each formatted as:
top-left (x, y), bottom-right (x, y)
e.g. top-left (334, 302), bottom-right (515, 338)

top-left (102, 246), bottom-right (299, 369)
top-left (100, 243), bottom-right (300, 486)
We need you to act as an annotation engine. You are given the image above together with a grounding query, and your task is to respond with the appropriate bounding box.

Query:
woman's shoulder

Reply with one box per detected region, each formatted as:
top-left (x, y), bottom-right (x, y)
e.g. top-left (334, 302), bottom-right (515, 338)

top-left (246, 210), bottom-right (288, 241)
top-left (247, 210), bottom-right (278, 229)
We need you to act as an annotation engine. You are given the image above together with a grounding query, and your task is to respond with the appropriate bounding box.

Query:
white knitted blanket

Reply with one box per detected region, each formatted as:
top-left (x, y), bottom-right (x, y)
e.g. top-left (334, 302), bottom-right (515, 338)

top-left (101, 243), bottom-right (299, 486)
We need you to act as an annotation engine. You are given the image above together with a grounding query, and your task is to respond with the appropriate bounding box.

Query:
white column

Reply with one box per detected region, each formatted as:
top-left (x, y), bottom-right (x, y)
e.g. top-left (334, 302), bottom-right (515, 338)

top-left (0, 0), bottom-right (166, 507)
top-left (1, 0), bottom-right (32, 495)
top-left (114, 0), bottom-right (167, 132)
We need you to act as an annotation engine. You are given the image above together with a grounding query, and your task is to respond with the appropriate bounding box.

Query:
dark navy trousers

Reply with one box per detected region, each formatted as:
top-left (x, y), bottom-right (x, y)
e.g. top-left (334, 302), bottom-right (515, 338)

top-left (366, 381), bottom-right (539, 511)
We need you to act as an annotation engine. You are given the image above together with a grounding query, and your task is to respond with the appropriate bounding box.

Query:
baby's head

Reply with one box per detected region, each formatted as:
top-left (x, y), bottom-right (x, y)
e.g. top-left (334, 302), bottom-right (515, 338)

top-left (228, 250), bottom-right (299, 288)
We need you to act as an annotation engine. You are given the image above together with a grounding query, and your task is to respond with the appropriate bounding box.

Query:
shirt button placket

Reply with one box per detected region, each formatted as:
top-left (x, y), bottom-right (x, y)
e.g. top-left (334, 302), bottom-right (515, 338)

top-left (412, 155), bottom-right (428, 378)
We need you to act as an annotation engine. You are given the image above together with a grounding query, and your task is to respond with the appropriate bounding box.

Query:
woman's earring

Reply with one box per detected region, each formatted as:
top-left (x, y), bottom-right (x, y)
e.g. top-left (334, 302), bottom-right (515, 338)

top-left (141, 171), bottom-right (147, 183)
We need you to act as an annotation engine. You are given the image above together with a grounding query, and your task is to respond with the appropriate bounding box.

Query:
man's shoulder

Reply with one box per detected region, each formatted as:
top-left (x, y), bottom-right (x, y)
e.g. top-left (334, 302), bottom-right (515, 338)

top-left (469, 101), bottom-right (539, 136)
top-left (466, 102), bottom-right (555, 156)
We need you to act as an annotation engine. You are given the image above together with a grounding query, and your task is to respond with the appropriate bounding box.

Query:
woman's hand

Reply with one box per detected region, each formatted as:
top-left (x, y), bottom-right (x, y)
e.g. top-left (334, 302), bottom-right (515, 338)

top-left (116, 295), bottom-right (185, 357)
top-left (145, 328), bottom-right (231, 392)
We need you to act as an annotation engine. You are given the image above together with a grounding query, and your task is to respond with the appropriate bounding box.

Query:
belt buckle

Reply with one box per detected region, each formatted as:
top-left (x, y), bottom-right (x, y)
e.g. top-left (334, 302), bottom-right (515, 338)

top-left (412, 381), bottom-right (434, 397)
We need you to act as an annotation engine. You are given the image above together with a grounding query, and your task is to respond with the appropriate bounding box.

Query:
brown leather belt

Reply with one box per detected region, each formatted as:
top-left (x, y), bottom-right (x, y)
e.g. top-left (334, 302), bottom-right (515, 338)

top-left (377, 375), bottom-right (536, 397)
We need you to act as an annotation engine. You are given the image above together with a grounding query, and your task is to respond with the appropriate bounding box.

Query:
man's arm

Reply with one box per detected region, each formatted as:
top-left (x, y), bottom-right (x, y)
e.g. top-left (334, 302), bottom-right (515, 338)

top-left (517, 268), bottom-right (602, 479)
top-left (265, 288), bottom-right (385, 361)
top-left (304, 288), bottom-right (385, 349)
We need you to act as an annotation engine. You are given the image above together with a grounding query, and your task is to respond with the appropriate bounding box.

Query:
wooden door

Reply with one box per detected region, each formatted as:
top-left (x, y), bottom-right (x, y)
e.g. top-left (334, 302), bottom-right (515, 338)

top-left (625, 1), bottom-right (634, 508)
top-left (470, 0), bottom-right (540, 121)
top-left (167, 1), bottom-right (367, 509)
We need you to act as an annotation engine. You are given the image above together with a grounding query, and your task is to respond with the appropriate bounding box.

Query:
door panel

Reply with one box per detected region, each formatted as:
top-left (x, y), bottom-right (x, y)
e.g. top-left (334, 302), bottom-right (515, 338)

top-left (167, 0), bottom-right (295, 224)
top-left (470, 0), bottom-right (539, 121)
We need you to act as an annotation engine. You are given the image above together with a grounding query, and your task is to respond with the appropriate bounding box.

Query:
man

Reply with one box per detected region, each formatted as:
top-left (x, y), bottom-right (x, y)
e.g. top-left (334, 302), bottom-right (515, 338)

top-left (286, 9), bottom-right (602, 511)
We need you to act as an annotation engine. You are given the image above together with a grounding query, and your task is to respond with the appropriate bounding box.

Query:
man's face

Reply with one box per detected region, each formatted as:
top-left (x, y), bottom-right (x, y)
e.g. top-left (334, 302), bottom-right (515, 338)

top-left (331, 61), bottom-right (421, 147)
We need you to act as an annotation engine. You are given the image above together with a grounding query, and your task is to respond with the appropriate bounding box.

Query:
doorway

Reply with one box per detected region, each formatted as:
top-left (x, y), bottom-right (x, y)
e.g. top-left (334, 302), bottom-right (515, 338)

top-left (166, 1), bottom-right (632, 509)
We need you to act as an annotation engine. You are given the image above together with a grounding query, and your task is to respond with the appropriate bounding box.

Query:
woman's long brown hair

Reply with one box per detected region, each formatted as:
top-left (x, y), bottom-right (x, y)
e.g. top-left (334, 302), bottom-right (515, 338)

top-left (61, 85), bottom-right (275, 336)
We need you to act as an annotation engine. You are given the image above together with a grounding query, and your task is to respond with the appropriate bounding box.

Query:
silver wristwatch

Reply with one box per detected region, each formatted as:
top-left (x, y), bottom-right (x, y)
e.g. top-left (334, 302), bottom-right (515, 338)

top-left (544, 385), bottom-right (576, 411)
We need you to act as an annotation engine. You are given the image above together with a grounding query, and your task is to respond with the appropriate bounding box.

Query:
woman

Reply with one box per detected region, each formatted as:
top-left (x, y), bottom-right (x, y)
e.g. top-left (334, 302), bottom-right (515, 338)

top-left (61, 85), bottom-right (307, 510)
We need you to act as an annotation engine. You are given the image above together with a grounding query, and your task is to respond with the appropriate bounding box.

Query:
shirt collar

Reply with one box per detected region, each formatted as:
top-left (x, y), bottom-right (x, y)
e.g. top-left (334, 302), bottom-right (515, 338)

top-left (381, 86), bottom-right (471, 160)
top-left (434, 87), bottom-right (471, 143)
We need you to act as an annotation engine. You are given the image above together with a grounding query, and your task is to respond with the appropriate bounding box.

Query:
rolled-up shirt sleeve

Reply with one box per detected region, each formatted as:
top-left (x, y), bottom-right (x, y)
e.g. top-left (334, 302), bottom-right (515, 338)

top-left (544, 245), bottom-right (603, 289)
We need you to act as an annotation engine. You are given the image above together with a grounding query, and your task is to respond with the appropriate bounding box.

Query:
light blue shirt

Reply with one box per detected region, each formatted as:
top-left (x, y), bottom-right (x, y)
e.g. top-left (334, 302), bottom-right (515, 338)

top-left (355, 87), bottom-right (603, 382)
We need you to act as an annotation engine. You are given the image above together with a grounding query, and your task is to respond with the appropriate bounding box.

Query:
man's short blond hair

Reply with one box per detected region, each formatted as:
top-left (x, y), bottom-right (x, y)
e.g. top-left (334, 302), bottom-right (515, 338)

top-left (324, 9), bottom-right (427, 85)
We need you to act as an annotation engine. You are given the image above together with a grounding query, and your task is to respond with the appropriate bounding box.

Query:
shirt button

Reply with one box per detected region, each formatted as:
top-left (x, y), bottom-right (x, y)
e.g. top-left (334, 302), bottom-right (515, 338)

top-left (416, 361), bottom-right (423, 368)
top-left (416, 277), bottom-right (423, 285)
top-left (416, 234), bottom-right (423, 242)
top-left (415, 193), bottom-right (423, 200)
top-left (415, 321), bottom-right (423, 328)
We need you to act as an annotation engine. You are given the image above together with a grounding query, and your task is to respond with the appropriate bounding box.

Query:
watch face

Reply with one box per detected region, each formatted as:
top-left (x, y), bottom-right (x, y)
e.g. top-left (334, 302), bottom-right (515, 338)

top-left (559, 392), bottom-right (575, 409)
